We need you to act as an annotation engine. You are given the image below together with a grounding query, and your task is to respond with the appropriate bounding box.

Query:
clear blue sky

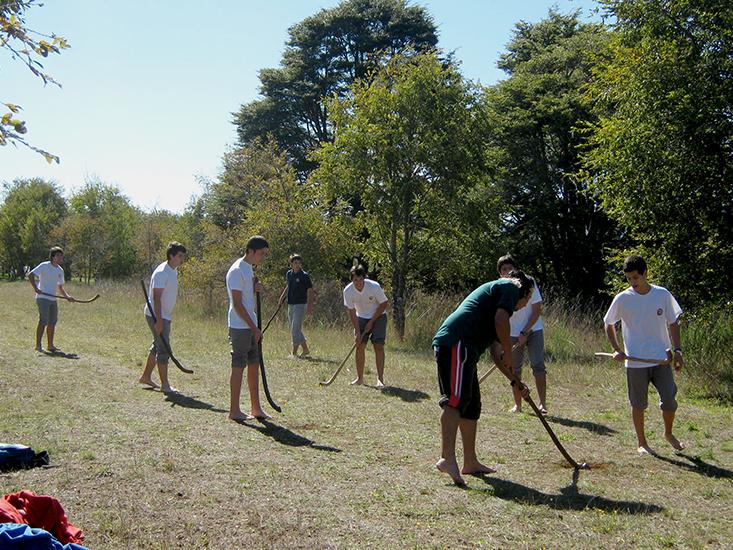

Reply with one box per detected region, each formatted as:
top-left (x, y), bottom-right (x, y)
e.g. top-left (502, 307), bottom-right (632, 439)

top-left (1, 0), bottom-right (600, 213)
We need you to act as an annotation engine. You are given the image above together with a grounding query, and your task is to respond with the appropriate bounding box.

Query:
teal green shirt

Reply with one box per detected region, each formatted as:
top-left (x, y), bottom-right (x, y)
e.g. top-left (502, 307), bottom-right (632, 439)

top-left (432, 280), bottom-right (520, 355)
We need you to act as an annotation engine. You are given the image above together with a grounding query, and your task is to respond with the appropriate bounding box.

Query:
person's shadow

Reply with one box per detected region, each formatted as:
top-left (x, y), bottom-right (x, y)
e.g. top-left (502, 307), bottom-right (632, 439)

top-left (41, 350), bottom-right (79, 360)
top-left (162, 392), bottom-right (228, 414)
top-left (240, 418), bottom-right (341, 453)
top-left (298, 355), bottom-right (338, 365)
top-left (544, 415), bottom-right (618, 436)
top-left (373, 385), bottom-right (430, 402)
top-left (650, 451), bottom-right (733, 479)
top-left (473, 469), bottom-right (663, 514)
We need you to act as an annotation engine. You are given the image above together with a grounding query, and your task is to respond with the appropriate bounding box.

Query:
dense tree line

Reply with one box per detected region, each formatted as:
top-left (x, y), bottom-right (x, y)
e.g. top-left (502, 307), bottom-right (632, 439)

top-left (2, 0), bottom-right (731, 337)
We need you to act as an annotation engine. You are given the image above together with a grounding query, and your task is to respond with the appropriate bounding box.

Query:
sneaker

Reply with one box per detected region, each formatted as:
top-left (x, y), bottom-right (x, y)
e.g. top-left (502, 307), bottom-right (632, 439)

top-left (35, 346), bottom-right (44, 353)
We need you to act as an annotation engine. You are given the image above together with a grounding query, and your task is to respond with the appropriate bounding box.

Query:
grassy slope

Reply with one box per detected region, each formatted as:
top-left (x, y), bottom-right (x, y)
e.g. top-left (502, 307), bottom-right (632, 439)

top-left (0, 280), bottom-right (731, 549)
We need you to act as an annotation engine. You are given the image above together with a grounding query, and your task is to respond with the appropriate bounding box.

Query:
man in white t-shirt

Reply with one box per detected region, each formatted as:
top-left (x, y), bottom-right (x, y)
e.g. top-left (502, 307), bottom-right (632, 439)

top-left (497, 254), bottom-right (548, 415)
top-left (28, 247), bottom-right (75, 353)
top-left (604, 255), bottom-right (685, 455)
top-left (226, 235), bottom-right (269, 421)
top-left (342, 265), bottom-right (389, 387)
top-left (139, 242), bottom-right (187, 393)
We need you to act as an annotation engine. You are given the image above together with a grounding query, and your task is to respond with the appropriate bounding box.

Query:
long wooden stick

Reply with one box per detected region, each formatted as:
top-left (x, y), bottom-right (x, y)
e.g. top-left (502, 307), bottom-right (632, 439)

top-left (319, 330), bottom-right (368, 387)
top-left (261, 299), bottom-right (284, 335)
top-left (140, 280), bottom-right (193, 374)
top-left (256, 291), bottom-right (282, 413)
top-left (595, 350), bottom-right (673, 365)
top-left (35, 290), bottom-right (100, 303)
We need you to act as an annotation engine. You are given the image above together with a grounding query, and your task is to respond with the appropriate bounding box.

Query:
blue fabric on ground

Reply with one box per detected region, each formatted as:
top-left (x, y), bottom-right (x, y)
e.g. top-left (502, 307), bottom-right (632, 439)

top-left (0, 523), bottom-right (88, 549)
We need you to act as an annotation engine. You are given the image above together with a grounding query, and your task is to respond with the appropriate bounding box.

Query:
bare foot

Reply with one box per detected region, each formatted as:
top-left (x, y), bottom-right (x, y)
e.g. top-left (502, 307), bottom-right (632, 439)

top-left (376, 379), bottom-right (385, 388)
top-left (637, 444), bottom-right (653, 456)
top-left (509, 404), bottom-right (522, 413)
top-left (161, 386), bottom-right (179, 394)
top-left (350, 378), bottom-right (364, 386)
top-left (251, 410), bottom-right (272, 420)
top-left (436, 458), bottom-right (465, 486)
top-left (665, 433), bottom-right (685, 451)
top-left (139, 378), bottom-right (159, 389)
top-left (229, 412), bottom-right (253, 422)
top-left (461, 461), bottom-right (497, 475)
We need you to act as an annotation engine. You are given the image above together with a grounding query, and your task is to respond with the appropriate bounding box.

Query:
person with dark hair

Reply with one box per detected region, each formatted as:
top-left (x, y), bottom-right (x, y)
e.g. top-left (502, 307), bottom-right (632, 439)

top-left (28, 247), bottom-right (74, 353)
top-left (226, 235), bottom-right (270, 420)
top-left (342, 265), bottom-right (389, 387)
top-left (139, 241), bottom-right (187, 393)
top-left (497, 254), bottom-right (548, 414)
top-left (604, 255), bottom-right (685, 455)
top-left (278, 253), bottom-right (315, 357)
top-left (433, 272), bottom-right (534, 486)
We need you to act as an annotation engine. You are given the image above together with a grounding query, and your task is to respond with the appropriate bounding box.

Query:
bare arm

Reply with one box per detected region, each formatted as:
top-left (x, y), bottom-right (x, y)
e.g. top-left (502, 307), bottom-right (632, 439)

top-left (518, 302), bottom-right (542, 346)
top-left (494, 309), bottom-right (529, 396)
top-left (668, 321), bottom-right (684, 371)
top-left (278, 284), bottom-right (288, 305)
top-left (28, 273), bottom-right (40, 294)
top-left (57, 283), bottom-right (74, 301)
top-left (152, 287), bottom-right (164, 334)
top-left (232, 289), bottom-right (262, 341)
top-left (604, 323), bottom-right (626, 361)
top-left (306, 287), bottom-right (315, 315)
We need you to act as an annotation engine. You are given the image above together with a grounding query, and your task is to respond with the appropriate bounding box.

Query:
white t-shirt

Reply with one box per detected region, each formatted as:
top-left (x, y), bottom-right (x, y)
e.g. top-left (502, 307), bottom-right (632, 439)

top-left (143, 261), bottom-right (179, 321)
top-left (30, 261), bottom-right (65, 301)
top-left (603, 285), bottom-right (683, 368)
top-left (226, 258), bottom-right (257, 329)
top-left (343, 279), bottom-right (388, 319)
top-left (509, 283), bottom-right (543, 337)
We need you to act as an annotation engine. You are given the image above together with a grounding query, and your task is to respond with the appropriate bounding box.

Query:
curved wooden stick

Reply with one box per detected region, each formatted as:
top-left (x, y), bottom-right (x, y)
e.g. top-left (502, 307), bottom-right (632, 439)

top-left (256, 291), bottom-right (282, 412)
top-left (595, 350), bottom-right (673, 365)
top-left (261, 299), bottom-right (284, 335)
top-left (140, 280), bottom-right (193, 374)
top-left (35, 290), bottom-right (100, 303)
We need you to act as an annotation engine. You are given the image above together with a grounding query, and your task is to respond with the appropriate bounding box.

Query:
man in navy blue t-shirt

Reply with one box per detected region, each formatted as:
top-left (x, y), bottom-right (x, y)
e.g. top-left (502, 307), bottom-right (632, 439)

top-left (278, 254), bottom-right (315, 357)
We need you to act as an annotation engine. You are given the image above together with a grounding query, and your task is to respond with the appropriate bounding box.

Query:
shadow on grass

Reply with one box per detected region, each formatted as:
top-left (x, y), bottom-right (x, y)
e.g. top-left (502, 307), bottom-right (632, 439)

top-left (650, 451), bottom-right (733, 479)
top-left (41, 350), bottom-right (79, 360)
top-left (473, 470), bottom-right (663, 514)
top-left (241, 418), bottom-right (342, 453)
top-left (163, 392), bottom-right (228, 413)
top-left (374, 385), bottom-right (430, 402)
top-left (544, 415), bottom-right (618, 436)
top-left (298, 355), bottom-right (339, 365)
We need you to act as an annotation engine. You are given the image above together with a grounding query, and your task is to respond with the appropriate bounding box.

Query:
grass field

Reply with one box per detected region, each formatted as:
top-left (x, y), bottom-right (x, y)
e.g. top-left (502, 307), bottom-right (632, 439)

top-left (1, 280), bottom-right (732, 549)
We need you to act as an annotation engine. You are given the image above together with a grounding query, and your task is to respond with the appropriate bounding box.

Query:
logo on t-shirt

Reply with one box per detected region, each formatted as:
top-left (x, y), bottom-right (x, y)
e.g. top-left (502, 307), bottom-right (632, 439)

top-left (296, 278), bottom-right (300, 283)
top-left (368, 296), bottom-right (374, 301)
top-left (657, 308), bottom-right (663, 316)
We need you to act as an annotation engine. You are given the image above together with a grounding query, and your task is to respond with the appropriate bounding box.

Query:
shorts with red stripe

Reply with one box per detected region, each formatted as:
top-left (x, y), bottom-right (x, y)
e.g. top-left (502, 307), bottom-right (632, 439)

top-left (435, 342), bottom-right (481, 420)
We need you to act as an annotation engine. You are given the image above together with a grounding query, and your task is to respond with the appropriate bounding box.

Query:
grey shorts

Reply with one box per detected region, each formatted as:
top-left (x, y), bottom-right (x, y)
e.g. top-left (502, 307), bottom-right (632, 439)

top-left (510, 330), bottom-right (546, 376)
top-left (37, 299), bottom-right (59, 326)
top-left (358, 314), bottom-right (387, 345)
top-left (146, 315), bottom-right (172, 364)
top-left (626, 365), bottom-right (678, 411)
top-left (229, 328), bottom-right (259, 368)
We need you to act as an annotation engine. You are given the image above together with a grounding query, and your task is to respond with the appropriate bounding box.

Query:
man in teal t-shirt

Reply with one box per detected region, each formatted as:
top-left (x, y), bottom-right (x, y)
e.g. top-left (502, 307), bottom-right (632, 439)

top-left (433, 274), bottom-right (534, 486)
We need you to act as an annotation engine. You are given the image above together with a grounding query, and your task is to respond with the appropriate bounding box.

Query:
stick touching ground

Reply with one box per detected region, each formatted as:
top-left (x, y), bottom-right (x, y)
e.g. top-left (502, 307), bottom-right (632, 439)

top-left (319, 331), bottom-right (368, 387)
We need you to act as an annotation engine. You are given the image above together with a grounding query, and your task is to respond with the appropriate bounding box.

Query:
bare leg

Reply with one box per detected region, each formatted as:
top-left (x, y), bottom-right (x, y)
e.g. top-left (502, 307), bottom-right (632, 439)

top-left (229, 367), bottom-right (250, 420)
top-left (663, 409), bottom-right (685, 450)
top-left (36, 322), bottom-right (45, 350)
top-left (301, 341), bottom-right (310, 355)
top-left (632, 407), bottom-right (652, 454)
top-left (158, 362), bottom-right (176, 393)
top-left (291, 344), bottom-right (298, 356)
top-left (436, 406), bottom-right (465, 485)
top-left (459, 418), bottom-right (496, 475)
top-left (511, 373), bottom-right (523, 412)
top-left (138, 351), bottom-right (159, 388)
top-left (374, 343), bottom-right (385, 387)
top-left (247, 363), bottom-right (269, 418)
top-left (46, 324), bottom-right (56, 350)
top-left (534, 373), bottom-right (547, 412)
top-left (352, 342), bottom-right (366, 385)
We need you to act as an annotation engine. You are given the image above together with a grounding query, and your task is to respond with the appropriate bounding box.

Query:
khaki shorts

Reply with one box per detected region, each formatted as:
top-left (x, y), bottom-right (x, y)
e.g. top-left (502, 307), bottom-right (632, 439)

top-left (146, 315), bottom-right (172, 364)
top-left (229, 328), bottom-right (259, 368)
top-left (626, 365), bottom-right (678, 411)
top-left (37, 299), bottom-right (59, 326)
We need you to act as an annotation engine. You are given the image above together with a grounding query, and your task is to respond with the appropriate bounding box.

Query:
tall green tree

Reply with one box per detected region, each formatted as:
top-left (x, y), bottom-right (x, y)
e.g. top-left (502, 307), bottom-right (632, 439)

top-left (233, 0), bottom-right (437, 176)
top-left (583, 0), bottom-right (733, 304)
top-left (1, 0), bottom-right (69, 162)
top-left (314, 51), bottom-right (487, 338)
top-left (56, 179), bottom-right (139, 282)
top-left (0, 177), bottom-right (66, 277)
top-left (482, 10), bottom-right (620, 299)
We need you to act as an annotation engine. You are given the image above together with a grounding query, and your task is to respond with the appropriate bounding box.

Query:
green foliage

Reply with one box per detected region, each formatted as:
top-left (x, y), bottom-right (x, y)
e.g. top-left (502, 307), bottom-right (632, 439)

top-left (314, 50), bottom-right (488, 337)
top-left (233, 0), bottom-right (438, 176)
top-left (55, 178), bottom-right (139, 282)
top-left (0, 177), bottom-right (66, 277)
top-left (583, 0), bottom-right (733, 305)
top-left (1, 0), bottom-right (69, 162)
top-left (482, 10), bottom-right (621, 299)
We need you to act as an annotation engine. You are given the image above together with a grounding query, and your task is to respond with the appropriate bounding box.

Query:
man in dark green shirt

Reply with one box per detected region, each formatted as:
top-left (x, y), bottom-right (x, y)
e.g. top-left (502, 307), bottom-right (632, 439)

top-left (433, 273), bottom-right (534, 486)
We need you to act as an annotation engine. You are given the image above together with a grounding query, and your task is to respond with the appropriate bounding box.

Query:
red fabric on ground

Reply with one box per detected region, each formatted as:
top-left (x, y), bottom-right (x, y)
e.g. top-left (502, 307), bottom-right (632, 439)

top-left (2, 490), bottom-right (84, 544)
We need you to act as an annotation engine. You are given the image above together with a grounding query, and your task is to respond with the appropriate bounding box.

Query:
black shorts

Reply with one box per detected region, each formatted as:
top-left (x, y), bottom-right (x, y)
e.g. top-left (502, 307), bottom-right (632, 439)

top-left (435, 342), bottom-right (481, 420)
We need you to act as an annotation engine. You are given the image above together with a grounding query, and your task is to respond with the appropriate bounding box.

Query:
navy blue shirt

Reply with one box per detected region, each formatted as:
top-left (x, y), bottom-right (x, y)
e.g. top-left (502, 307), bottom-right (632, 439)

top-left (286, 269), bottom-right (313, 304)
